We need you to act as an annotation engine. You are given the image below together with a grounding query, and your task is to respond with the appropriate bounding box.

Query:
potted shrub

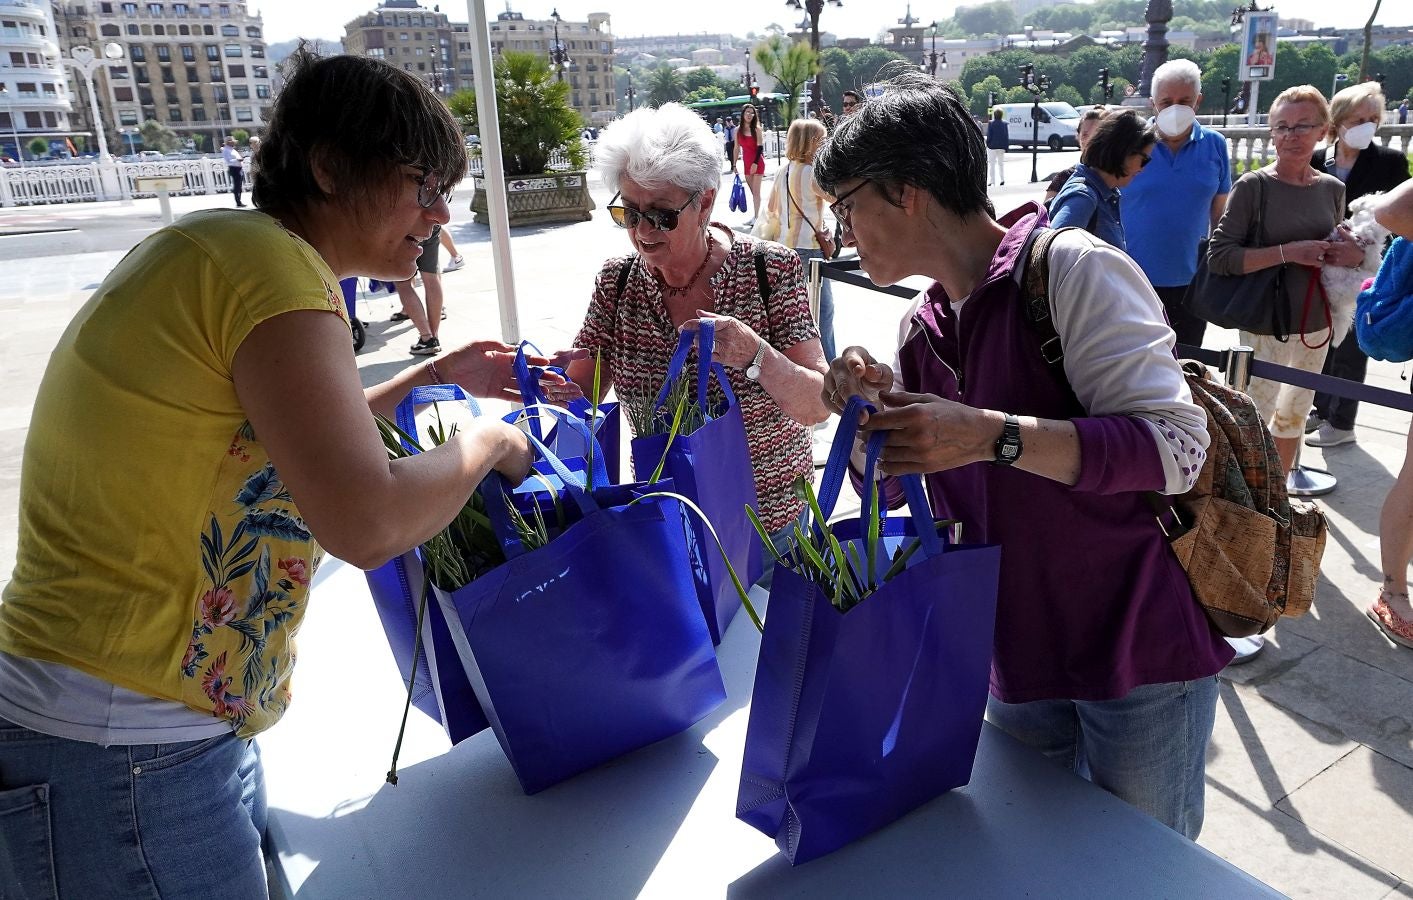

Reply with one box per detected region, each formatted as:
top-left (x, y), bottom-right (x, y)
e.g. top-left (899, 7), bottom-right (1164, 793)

top-left (449, 51), bottom-right (593, 226)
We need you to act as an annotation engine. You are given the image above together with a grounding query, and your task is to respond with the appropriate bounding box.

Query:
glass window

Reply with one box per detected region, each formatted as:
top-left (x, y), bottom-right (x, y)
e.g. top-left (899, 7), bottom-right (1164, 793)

top-left (130, 45), bottom-right (146, 60)
top-left (220, 24), bottom-right (237, 36)
top-left (250, 46), bottom-right (264, 58)
top-left (205, 44), bottom-right (218, 60)
top-left (235, 106), bottom-right (253, 122)
top-left (228, 64), bottom-right (244, 77)
top-left (160, 66), bottom-right (173, 82)
top-left (191, 106), bottom-right (205, 120)
top-left (127, 23), bottom-right (139, 35)
top-left (199, 3), bottom-right (210, 15)
top-left (184, 65), bottom-right (197, 81)
top-left (114, 86), bottom-right (134, 100)
top-left (156, 45), bottom-right (170, 61)
top-left (208, 64), bottom-right (221, 80)
top-left (181, 44), bottom-right (194, 61)
top-left (174, 2), bottom-right (189, 14)
top-left (231, 84), bottom-right (248, 98)
top-left (255, 84), bottom-right (269, 98)
top-left (147, 3), bottom-right (162, 13)
top-left (223, 43), bottom-right (240, 57)
top-left (120, 109), bottom-right (139, 124)
top-left (122, 2), bottom-right (137, 13)
top-left (252, 66), bottom-right (267, 79)
top-left (168, 105), bottom-right (183, 122)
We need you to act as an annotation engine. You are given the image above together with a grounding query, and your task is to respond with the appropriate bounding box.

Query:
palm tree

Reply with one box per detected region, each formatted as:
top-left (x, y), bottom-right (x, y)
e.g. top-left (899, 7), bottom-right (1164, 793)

top-left (647, 66), bottom-right (685, 107)
top-left (753, 36), bottom-right (820, 123)
top-left (449, 51), bottom-right (585, 176)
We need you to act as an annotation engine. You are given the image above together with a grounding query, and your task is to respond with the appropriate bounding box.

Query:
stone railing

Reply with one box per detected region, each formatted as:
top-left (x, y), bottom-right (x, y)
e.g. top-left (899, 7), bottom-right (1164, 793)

top-left (1209, 124), bottom-right (1413, 176)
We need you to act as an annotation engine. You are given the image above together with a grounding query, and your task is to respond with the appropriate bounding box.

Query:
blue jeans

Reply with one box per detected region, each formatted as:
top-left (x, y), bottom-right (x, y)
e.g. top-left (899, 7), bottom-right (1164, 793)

top-left (796, 248), bottom-right (836, 362)
top-left (985, 676), bottom-right (1219, 840)
top-left (0, 716), bottom-right (268, 898)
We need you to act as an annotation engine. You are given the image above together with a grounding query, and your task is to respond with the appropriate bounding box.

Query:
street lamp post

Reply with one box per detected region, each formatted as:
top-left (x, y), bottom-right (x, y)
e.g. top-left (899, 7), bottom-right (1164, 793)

top-left (785, 0), bottom-right (841, 116)
top-left (1331, 72), bottom-right (1349, 102)
top-left (60, 42), bottom-right (126, 200)
top-left (548, 9), bottom-right (572, 83)
top-left (624, 68), bottom-right (635, 111)
top-left (926, 22), bottom-right (940, 76)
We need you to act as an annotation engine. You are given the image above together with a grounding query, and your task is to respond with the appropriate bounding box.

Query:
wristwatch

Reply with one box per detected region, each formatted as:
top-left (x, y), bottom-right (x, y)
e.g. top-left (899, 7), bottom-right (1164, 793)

top-left (745, 340), bottom-right (768, 381)
top-left (993, 413), bottom-right (1023, 466)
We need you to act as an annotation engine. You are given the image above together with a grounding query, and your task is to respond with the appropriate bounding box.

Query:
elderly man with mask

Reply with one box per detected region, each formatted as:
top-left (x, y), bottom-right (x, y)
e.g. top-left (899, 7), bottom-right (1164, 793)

top-left (1120, 59), bottom-right (1231, 348)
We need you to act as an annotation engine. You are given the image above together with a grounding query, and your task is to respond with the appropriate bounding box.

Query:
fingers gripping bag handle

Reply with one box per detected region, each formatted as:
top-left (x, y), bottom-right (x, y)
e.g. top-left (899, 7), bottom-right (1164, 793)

top-left (858, 425), bottom-right (944, 560)
top-left (653, 321), bottom-right (739, 418)
top-left (393, 383), bottom-right (483, 454)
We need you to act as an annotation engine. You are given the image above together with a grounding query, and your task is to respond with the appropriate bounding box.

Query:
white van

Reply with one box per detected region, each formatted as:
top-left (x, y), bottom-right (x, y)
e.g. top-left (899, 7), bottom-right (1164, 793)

top-left (995, 102), bottom-right (1082, 151)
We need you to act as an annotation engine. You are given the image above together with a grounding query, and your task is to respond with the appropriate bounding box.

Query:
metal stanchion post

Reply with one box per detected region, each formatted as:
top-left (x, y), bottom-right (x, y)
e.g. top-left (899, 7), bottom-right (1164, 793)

top-left (807, 256), bottom-right (822, 326)
top-left (1221, 344), bottom-right (1267, 664)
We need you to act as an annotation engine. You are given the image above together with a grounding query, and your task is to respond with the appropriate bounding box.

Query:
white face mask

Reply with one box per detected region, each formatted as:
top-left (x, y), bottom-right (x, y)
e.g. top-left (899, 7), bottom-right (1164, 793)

top-left (1155, 104), bottom-right (1197, 137)
top-left (1340, 121), bottom-right (1377, 151)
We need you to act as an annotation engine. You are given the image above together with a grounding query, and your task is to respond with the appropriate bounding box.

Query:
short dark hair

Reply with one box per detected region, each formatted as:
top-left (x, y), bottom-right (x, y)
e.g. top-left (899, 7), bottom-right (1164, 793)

top-left (253, 43), bottom-right (466, 220)
top-left (814, 72), bottom-right (992, 221)
top-left (842, 89), bottom-right (862, 104)
top-left (1080, 108), bottom-right (1157, 178)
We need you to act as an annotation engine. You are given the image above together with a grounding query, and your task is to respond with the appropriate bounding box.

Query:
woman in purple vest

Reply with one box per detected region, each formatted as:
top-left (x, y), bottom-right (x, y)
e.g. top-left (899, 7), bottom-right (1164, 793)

top-left (813, 72), bottom-right (1234, 839)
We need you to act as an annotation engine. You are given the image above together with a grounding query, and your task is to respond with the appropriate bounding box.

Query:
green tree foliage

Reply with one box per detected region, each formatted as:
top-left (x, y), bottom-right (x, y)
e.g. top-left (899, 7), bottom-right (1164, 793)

top-left (647, 65), bottom-right (685, 107)
top-left (448, 51), bottom-right (586, 176)
top-left (1053, 83), bottom-right (1086, 108)
top-left (231, 128), bottom-right (250, 145)
top-left (753, 35), bottom-right (820, 123)
top-left (26, 137), bottom-right (49, 158)
top-left (848, 46), bottom-right (911, 87)
top-left (138, 118), bottom-right (181, 153)
top-left (968, 74), bottom-right (1006, 117)
top-left (955, 1), bottom-right (1017, 37)
top-left (685, 85), bottom-right (727, 103)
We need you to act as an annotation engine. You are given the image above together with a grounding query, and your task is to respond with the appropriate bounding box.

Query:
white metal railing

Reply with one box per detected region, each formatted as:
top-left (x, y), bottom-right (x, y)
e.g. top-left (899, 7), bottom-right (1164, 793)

top-left (3, 163), bottom-right (102, 204)
top-left (1210, 123), bottom-right (1412, 174)
top-left (0, 156), bottom-right (239, 206)
top-left (118, 157), bottom-right (231, 197)
top-left (465, 146), bottom-right (597, 177)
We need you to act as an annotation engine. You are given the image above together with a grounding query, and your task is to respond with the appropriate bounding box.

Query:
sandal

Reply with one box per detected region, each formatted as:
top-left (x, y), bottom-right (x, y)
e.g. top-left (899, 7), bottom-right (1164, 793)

top-left (1367, 594), bottom-right (1413, 649)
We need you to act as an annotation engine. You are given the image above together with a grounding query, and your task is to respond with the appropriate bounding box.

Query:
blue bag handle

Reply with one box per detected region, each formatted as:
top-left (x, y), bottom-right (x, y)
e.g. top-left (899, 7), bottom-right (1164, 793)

top-left (654, 321), bottom-right (738, 415)
top-left (817, 394), bottom-right (943, 559)
top-left (393, 383), bottom-right (483, 454)
top-left (514, 341), bottom-right (610, 441)
top-left (508, 403), bottom-right (610, 491)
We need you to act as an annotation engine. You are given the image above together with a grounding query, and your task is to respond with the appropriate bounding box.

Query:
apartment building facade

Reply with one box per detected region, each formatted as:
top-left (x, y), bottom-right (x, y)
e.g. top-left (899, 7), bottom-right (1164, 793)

top-left (486, 9), bottom-right (615, 126)
top-left (1, 0), bottom-right (73, 159)
top-left (55, 0), bottom-right (270, 153)
top-left (342, 0), bottom-right (458, 96)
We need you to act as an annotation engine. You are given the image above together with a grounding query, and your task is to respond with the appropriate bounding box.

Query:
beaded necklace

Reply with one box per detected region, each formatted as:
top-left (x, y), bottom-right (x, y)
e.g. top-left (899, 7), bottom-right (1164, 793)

top-left (653, 233), bottom-right (716, 297)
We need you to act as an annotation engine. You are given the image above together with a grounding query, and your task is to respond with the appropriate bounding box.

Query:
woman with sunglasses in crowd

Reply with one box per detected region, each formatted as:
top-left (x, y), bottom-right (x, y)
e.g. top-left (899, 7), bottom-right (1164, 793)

top-left (816, 73), bottom-right (1232, 840)
top-left (731, 102), bottom-right (767, 226)
top-left (1207, 85), bottom-right (1364, 476)
top-left (1048, 108), bottom-right (1158, 252)
top-left (570, 103), bottom-right (829, 557)
top-left (0, 47), bottom-right (579, 898)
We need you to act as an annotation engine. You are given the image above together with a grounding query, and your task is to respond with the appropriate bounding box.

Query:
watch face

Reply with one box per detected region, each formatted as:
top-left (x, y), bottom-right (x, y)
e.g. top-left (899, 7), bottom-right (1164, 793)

top-left (746, 364), bottom-right (762, 380)
top-left (1000, 443), bottom-right (1019, 460)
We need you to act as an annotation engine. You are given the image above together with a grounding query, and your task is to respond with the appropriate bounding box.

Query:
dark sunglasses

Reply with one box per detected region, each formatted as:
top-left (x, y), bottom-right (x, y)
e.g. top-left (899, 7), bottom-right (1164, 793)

top-left (605, 191), bottom-right (700, 232)
top-left (1139, 153), bottom-right (1152, 168)
top-left (408, 166), bottom-right (452, 209)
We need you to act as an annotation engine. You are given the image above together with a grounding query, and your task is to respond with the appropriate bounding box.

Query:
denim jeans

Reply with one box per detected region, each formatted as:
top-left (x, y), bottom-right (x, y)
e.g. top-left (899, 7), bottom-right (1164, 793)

top-left (796, 248), bottom-right (836, 362)
top-left (0, 716), bottom-right (268, 899)
top-left (985, 676), bottom-right (1219, 840)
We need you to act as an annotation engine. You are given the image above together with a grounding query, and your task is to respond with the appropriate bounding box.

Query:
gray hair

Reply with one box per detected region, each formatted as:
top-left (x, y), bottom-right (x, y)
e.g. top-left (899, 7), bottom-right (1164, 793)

top-left (593, 103), bottom-right (724, 197)
top-left (1151, 59), bottom-right (1202, 98)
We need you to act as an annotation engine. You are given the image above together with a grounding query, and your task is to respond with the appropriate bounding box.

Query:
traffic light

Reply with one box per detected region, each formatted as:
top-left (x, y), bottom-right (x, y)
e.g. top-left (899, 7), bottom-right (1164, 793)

top-left (750, 83), bottom-right (759, 100)
top-left (988, 90), bottom-right (998, 108)
top-left (1098, 67), bottom-right (1112, 101)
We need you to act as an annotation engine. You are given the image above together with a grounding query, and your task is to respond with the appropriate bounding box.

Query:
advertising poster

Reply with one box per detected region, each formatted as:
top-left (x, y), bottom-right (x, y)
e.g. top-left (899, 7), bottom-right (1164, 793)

top-left (1242, 10), bottom-right (1278, 81)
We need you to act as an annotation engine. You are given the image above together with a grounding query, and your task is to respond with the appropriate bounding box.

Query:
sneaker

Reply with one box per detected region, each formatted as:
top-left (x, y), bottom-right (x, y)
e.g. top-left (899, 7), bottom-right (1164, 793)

top-left (390, 311), bottom-right (410, 322)
top-left (1306, 423), bottom-right (1355, 447)
top-left (744, 218), bottom-right (755, 227)
top-left (409, 336), bottom-right (441, 356)
top-left (443, 254), bottom-right (466, 273)
top-left (1304, 411), bottom-right (1324, 434)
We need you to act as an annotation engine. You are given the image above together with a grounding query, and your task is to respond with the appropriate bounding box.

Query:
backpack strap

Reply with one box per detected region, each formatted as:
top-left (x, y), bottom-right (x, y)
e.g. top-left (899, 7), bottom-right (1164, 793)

top-left (1020, 227), bottom-right (1067, 370)
top-left (754, 246), bottom-right (771, 302)
top-left (614, 255), bottom-right (635, 300)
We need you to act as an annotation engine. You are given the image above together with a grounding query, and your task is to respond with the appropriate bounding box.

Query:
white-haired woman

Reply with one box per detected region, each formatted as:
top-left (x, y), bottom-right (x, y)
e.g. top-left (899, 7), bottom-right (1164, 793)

top-left (568, 103), bottom-right (829, 550)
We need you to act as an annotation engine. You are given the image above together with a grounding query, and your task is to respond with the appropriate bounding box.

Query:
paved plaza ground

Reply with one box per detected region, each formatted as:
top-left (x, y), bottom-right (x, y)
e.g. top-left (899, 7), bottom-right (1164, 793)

top-left (1, 148), bottom-right (1412, 897)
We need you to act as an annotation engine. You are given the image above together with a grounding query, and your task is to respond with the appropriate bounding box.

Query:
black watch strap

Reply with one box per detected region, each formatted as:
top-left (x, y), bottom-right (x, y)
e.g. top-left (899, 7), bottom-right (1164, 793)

top-left (993, 413), bottom-right (1023, 466)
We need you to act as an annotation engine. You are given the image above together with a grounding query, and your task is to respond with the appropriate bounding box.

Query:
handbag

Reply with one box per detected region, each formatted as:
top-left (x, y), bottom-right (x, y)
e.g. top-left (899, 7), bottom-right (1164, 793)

top-left (365, 384), bottom-right (491, 745)
top-left (735, 397), bottom-right (1002, 864)
top-left (1186, 174), bottom-right (1304, 338)
top-left (1356, 236), bottom-right (1413, 362)
top-left (436, 419), bottom-right (726, 794)
top-left (729, 174), bottom-right (747, 213)
top-left (784, 164), bottom-right (836, 259)
top-left (631, 322), bottom-right (763, 643)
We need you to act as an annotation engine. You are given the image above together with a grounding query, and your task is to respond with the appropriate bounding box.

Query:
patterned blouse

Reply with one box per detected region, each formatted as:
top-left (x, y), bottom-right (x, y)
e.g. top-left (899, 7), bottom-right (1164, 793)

top-left (575, 225), bottom-right (818, 532)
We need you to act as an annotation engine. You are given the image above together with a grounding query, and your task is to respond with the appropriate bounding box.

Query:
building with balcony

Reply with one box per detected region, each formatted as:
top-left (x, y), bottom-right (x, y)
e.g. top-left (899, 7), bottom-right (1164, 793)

top-left (54, 0), bottom-right (271, 153)
top-left (1, 0), bottom-right (72, 159)
top-left (342, 0), bottom-right (458, 96)
top-left (487, 8), bottom-right (615, 126)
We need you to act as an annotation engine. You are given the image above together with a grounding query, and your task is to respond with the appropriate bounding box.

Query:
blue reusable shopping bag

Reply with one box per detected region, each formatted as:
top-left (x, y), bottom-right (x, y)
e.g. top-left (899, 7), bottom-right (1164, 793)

top-left (512, 341), bottom-right (621, 482)
top-left (1356, 236), bottom-right (1413, 362)
top-left (365, 384), bottom-right (491, 745)
top-left (730, 174), bottom-right (748, 213)
top-left (736, 397), bottom-right (1002, 864)
top-left (435, 430), bottom-right (727, 795)
top-left (631, 322), bottom-right (763, 644)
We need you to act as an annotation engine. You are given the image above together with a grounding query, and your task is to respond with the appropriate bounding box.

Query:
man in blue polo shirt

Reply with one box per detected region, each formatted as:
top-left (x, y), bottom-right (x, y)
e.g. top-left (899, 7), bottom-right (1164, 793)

top-left (1121, 60), bottom-right (1231, 349)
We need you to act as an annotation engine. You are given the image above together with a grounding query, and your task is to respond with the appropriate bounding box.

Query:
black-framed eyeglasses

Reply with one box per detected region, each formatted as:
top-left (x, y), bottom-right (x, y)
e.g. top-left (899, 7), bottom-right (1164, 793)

top-left (1139, 153), bottom-right (1153, 168)
top-left (1270, 123), bottom-right (1319, 139)
top-left (605, 191), bottom-right (700, 232)
top-left (409, 166), bottom-right (452, 209)
top-left (829, 179), bottom-right (872, 232)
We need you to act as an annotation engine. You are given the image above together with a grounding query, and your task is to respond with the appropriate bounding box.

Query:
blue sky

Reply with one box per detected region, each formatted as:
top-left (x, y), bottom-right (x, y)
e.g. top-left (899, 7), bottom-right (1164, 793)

top-left (258, 1), bottom-right (1389, 45)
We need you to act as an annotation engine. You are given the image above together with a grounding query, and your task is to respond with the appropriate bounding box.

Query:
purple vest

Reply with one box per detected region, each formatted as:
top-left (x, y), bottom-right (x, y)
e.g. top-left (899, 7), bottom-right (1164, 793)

top-left (897, 203), bottom-right (1233, 703)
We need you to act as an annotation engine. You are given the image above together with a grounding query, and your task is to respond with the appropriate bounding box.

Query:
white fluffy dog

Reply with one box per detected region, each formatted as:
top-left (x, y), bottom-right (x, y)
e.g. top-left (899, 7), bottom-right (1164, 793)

top-left (1323, 194), bottom-right (1393, 347)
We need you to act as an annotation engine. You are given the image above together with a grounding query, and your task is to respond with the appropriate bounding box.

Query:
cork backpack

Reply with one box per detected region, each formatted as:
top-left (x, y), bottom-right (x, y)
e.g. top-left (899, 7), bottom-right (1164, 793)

top-left (1022, 227), bottom-right (1327, 637)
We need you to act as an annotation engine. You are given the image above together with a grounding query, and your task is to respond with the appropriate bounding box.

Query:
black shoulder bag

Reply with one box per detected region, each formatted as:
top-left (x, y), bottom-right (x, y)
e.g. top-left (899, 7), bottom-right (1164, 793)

top-left (1185, 174), bottom-right (1297, 338)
